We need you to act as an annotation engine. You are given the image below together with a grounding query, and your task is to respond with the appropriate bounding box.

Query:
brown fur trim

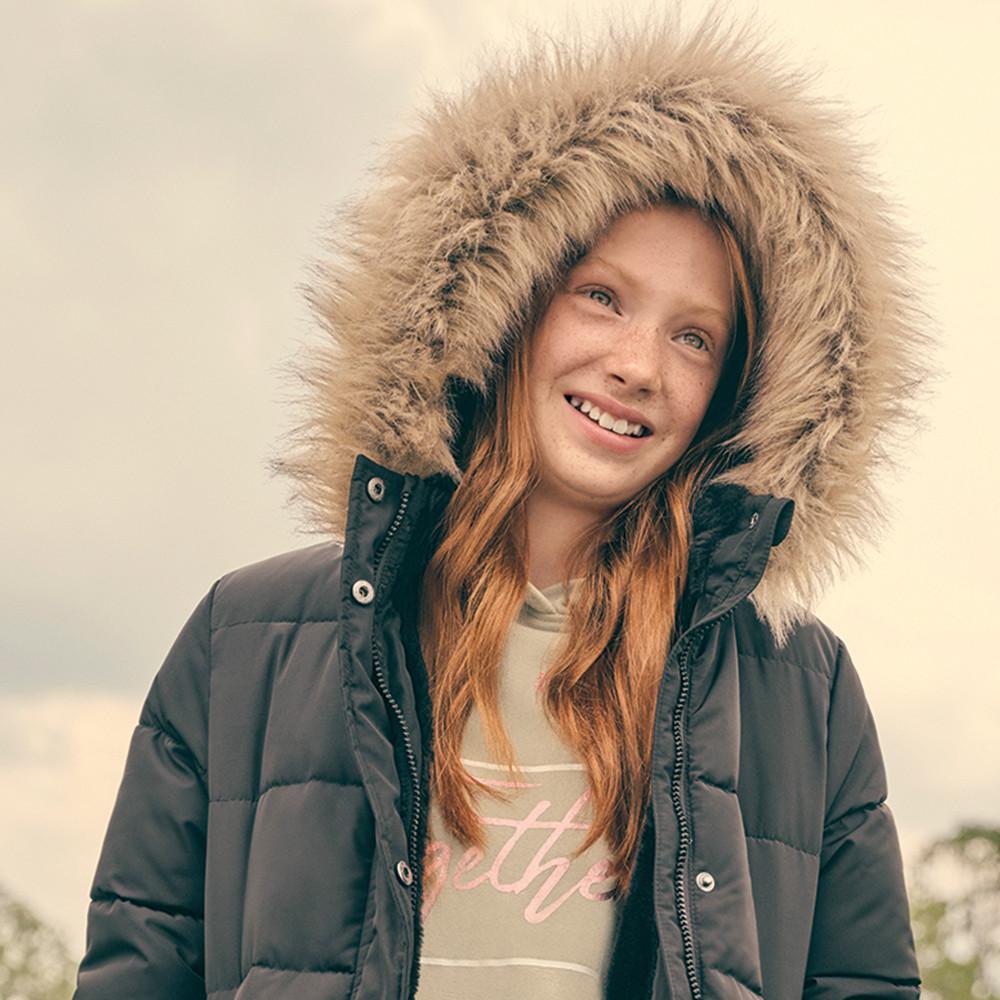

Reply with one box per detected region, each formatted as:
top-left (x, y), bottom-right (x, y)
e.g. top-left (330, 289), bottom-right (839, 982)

top-left (269, 5), bottom-right (935, 642)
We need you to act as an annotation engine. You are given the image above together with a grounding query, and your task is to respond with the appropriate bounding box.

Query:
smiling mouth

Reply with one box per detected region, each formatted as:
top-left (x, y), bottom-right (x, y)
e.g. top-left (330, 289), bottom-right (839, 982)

top-left (563, 395), bottom-right (652, 438)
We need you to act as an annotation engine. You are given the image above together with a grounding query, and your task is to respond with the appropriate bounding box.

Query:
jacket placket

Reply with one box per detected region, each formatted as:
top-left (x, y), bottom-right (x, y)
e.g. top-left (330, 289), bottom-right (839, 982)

top-left (648, 495), bottom-right (792, 1000)
top-left (338, 457), bottom-right (428, 1000)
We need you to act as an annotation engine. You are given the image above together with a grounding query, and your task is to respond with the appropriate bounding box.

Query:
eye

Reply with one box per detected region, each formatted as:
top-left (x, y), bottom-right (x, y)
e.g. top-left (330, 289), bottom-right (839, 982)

top-left (585, 287), bottom-right (615, 309)
top-left (678, 330), bottom-right (710, 351)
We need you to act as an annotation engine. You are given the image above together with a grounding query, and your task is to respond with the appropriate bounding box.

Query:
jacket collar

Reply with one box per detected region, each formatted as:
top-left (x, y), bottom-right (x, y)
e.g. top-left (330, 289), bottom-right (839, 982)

top-left (682, 484), bottom-right (795, 636)
top-left (346, 453), bottom-right (794, 632)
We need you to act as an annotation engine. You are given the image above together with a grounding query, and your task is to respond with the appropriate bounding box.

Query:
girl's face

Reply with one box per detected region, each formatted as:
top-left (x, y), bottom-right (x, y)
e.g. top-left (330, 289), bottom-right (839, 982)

top-left (527, 203), bottom-right (734, 516)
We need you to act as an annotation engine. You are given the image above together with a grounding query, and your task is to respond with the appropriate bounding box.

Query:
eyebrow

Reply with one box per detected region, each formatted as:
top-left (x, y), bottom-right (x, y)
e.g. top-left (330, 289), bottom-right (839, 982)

top-left (585, 254), bottom-right (731, 322)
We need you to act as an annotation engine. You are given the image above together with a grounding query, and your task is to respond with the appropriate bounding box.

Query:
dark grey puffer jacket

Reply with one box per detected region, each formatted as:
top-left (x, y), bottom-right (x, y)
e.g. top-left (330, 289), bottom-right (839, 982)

top-left (75, 457), bottom-right (919, 1000)
top-left (76, 10), bottom-right (930, 999)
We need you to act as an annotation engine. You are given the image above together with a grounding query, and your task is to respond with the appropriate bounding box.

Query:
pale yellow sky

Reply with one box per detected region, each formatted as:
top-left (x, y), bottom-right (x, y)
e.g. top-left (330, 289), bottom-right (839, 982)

top-left (2, 0), bottom-right (997, 957)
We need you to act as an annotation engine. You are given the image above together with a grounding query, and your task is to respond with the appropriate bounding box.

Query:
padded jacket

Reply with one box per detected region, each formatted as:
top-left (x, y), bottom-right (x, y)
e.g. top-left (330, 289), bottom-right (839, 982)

top-left (76, 9), bottom-right (930, 999)
top-left (75, 460), bottom-right (921, 1000)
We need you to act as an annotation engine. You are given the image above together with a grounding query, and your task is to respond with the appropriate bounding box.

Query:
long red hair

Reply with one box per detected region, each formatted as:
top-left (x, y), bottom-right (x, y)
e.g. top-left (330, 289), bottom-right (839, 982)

top-left (418, 198), bottom-right (757, 894)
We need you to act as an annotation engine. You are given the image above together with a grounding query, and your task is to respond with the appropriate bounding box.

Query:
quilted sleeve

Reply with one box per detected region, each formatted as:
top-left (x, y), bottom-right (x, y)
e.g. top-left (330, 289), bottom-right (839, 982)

top-left (802, 639), bottom-right (921, 1000)
top-left (73, 582), bottom-right (216, 1000)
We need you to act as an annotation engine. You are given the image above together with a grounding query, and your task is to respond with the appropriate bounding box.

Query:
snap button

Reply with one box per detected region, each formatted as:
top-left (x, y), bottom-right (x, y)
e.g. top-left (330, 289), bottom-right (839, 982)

top-left (748, 512), bottom-right (759, 529)
top-left (351, 579), bottom-right (375, 605)
top-left (366, 476), bottom-right (385, 502)
top-left (695, 870), bottom-right (716, 892)
top-left (395, 859), bottom-right (414, 887)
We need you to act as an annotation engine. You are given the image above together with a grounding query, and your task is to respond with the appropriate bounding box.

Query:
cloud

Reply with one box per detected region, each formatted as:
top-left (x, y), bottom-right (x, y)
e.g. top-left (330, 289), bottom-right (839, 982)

top-left (0, 690), bottom-right (143, 957)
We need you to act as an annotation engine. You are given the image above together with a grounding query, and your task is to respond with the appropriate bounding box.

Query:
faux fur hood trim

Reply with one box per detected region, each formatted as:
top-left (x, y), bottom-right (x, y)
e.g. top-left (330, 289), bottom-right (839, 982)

top-left (270, 6), bottom-right (933, 641)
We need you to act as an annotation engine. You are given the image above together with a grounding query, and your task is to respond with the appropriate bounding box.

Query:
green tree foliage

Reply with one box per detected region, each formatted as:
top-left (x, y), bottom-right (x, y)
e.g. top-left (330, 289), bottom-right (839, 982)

top-left (0, 884), bottom-right (75, 1000)
top-left (910, 824), bottom-right (1000, 1000)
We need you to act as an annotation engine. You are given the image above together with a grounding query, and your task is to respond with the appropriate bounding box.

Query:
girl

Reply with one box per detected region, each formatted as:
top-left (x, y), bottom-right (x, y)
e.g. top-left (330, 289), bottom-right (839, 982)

top-left (75, 10), bottom-right (929, 1000)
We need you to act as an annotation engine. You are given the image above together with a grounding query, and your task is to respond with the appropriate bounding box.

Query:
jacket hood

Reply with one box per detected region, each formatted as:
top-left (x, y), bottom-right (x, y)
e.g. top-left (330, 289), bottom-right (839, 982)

top-left (271, 7), bottom-right (933, 639)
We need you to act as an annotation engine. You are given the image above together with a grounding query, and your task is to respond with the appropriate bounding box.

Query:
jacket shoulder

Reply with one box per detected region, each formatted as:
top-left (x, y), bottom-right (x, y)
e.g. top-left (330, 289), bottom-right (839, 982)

top-left (733, 599), bottom-right (843, 682)
top-left (211, 540), bottom-right (345, 628)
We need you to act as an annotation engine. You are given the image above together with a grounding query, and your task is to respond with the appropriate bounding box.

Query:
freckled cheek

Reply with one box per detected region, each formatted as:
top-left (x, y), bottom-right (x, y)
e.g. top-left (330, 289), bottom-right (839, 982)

top-left (526, 338), bottom-right (562, 386)
top-left (534, 335), bottom-right (604, 381)
top-left (663, 378), bottom-right (717, 428)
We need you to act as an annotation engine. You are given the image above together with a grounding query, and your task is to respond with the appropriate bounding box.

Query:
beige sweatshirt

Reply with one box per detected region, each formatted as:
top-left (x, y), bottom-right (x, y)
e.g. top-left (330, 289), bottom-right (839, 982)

top-left (415, 578), bottom-right (620, 999)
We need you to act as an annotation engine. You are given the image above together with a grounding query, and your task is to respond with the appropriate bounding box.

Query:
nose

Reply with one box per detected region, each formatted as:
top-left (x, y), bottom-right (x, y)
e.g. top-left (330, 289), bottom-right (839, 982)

top-left (602, 323), bottom-right (663, 395)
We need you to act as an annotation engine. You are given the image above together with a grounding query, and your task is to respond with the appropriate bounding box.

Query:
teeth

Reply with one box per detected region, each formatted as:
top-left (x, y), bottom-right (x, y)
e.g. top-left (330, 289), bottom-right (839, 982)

top-left (568, 395), bottom-right (645, 438)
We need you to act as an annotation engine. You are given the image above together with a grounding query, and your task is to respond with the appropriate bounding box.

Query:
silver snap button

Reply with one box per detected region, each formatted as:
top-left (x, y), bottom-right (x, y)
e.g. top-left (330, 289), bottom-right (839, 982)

top-left (395, 859), bottom-right (414, 886)
top-left (748, 512), bottom-right (759, 529)
top-left (366, 477), bottom-right (385, 502)
top-left (351, 579), bottom-right (375, 605)
top-left (695, 870), bottom-right (716, 892)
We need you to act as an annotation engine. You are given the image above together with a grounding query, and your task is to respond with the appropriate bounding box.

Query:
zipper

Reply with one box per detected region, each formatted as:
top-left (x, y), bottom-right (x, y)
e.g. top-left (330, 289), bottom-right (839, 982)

top-left (368, 489), bottom-right (421, 882)
top-left (370, 637), bottom-right (423, 1000)
top-left (362, 488), bottom-right (425, 997)
top-left (668, 503), bottom-right (770, 999)
top-left (369, 642), bottom-right (421, 895)
top-left (669, 604), bottom-right (736, 1000)
top-left (372, 490), bottom-right (412, 579)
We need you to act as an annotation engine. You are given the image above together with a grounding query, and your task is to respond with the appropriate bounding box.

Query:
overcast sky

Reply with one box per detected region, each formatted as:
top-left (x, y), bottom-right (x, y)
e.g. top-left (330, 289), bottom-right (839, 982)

top-left (2, 0), bottom-right (998, 958)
